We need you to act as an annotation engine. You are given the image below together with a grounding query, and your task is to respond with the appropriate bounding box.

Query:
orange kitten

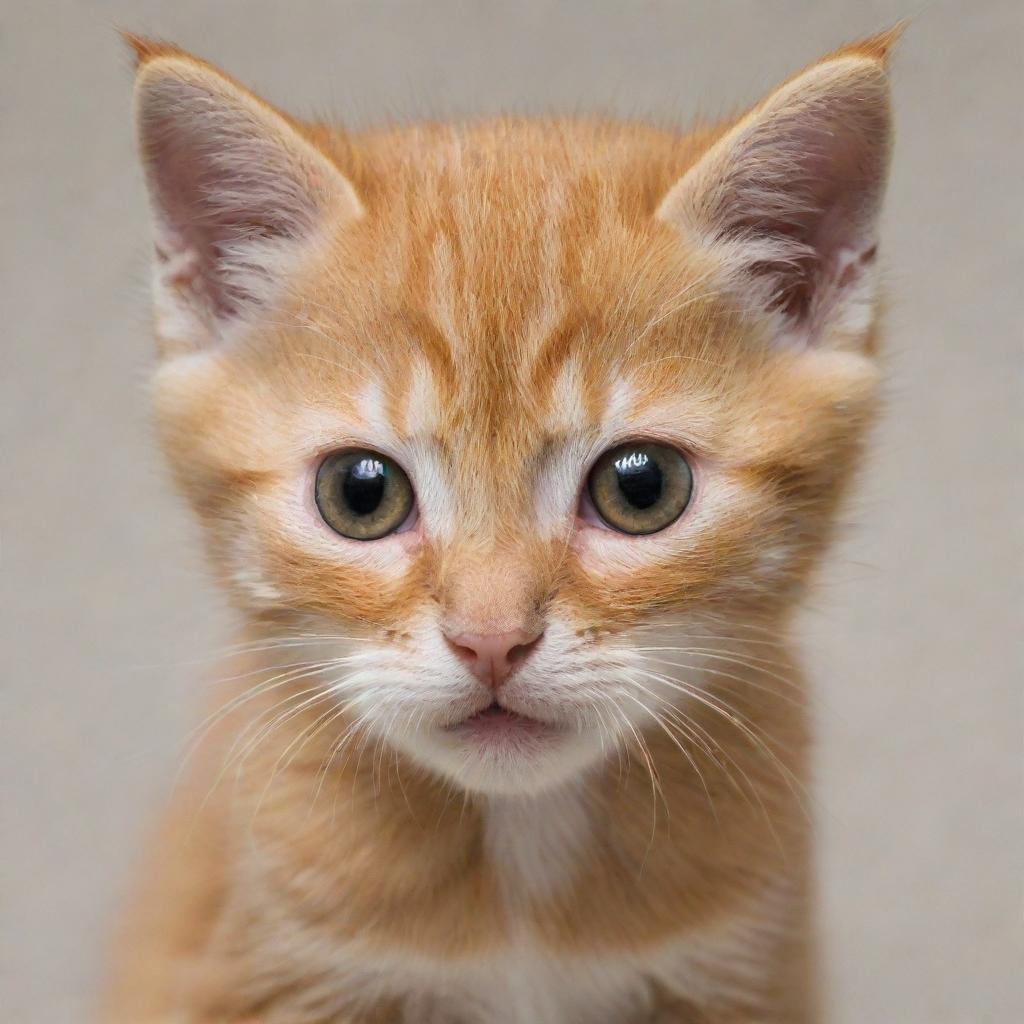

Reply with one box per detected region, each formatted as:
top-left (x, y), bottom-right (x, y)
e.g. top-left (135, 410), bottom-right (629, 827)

top-left (104, 28), bottom-right (898, 1023)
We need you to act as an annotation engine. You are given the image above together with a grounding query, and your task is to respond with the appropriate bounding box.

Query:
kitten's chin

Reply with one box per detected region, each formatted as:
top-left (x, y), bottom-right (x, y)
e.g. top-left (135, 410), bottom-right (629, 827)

top-left (389, 710), bottom-right (607, 796)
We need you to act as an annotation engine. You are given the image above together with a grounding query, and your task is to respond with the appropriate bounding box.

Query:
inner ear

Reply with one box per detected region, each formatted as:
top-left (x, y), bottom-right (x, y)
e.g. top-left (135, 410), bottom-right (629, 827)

top-left (658, 52), bottom-right (893, 349)
top-left (742, 146), bottom-right (883, 327)
top-left (133, 52), bottom-right (362, 348)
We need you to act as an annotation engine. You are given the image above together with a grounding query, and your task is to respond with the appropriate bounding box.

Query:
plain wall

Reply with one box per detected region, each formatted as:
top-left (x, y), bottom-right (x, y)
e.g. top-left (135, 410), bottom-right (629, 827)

top-left (3, 2), bottom-right (1021, 1021)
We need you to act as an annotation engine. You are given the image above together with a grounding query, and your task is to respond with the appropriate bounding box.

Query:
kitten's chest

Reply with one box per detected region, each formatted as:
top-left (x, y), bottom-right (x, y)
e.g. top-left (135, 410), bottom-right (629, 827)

top-left (318, 791), bottom-right (657, 1023)
top-left (237, 783), bottom-right (786, 1022)
top-left (404, 791), bottom-right (649, 1023)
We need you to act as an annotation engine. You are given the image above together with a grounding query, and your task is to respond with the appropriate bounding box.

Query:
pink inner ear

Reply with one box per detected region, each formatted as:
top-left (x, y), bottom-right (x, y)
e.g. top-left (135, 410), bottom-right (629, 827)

top-left (146, 138), bottom-right (243, 320)
top-left (732, 104), bottom-right (887, 327)
top-left (668, 59), bottom-right (891, 344)
top-left (138, 73), bottom-right (325, 325)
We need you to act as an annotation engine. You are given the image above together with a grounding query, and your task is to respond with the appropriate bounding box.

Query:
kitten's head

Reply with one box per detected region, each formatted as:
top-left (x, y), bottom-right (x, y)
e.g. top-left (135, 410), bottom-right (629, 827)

top-left (131, 33), bottom-right (894, 795)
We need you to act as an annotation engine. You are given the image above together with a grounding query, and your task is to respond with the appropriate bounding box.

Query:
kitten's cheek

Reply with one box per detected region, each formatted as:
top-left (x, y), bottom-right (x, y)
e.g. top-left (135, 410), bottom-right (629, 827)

top-left (570, 511), bottom-right (694, 581)
top-left (571, 527), bottom-right (638, 575)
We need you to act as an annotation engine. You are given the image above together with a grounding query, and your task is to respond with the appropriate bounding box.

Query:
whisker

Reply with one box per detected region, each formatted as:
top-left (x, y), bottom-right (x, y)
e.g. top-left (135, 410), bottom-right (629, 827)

top-left (176, 658), bottom-right (355, 769)
top-left (624, 665), bottom-right (810, 822)
top-left (619, 673), bottom-right (784, 843)
top-left (638, 653), bottom-right (807, 704)
top-left (185, 683), bottom-right (333, 837)
top-left (604, 697), bottom-right (665, 857)
top-left (617, 688), bottom-right (718, 825)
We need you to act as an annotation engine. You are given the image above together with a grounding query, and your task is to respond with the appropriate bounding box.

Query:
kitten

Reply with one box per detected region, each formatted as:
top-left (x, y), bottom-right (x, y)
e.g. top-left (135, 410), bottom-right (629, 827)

top-left (103, 27), bottom-right (898, 1024)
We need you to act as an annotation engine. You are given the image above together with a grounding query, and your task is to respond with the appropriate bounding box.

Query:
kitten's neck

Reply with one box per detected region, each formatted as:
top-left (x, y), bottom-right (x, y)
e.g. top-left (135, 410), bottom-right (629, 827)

top-left (482, 784), bottom-right (594, 901)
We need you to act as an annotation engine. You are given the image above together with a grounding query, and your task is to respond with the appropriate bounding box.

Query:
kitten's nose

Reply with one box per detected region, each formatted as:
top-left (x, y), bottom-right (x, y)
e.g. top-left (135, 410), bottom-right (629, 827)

top-left (443, 628), bottom-right (543, 689)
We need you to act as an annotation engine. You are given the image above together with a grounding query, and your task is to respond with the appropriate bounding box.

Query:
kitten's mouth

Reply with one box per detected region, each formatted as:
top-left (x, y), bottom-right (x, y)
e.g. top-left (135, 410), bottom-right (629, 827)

top-left (447, 701), bottom-right (557, 742)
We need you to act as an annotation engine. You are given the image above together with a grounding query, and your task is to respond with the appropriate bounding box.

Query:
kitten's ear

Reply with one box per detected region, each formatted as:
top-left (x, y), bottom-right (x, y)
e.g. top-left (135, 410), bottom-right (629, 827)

top-left (127, 37), bottom-right (362, 351)
top-left (657, 29), bottom-right (900, 350)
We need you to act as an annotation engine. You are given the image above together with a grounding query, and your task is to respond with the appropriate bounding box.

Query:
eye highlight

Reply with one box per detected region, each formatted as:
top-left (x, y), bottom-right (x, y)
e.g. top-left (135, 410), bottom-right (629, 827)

top-left (315, 450), bottom-right (414, 540)
top-left (586, 442), bottom-right (693, 535)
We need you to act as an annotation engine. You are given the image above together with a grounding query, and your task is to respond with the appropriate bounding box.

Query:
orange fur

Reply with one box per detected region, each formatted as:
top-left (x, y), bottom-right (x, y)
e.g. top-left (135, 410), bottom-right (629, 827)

top-left (104, 28), bottom-right (898, 1024)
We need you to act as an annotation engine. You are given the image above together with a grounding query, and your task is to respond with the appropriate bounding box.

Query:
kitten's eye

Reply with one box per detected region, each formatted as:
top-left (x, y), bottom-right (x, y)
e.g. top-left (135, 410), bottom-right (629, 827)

top-left (586, 442), bottom-right (693, 535)
top-left (315, 450), bottom-right (414, 540)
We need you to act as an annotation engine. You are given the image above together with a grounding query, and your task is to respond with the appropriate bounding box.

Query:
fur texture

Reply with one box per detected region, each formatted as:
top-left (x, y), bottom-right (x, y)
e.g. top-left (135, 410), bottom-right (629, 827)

top-left (103, 27), bottom-right (899, 1024)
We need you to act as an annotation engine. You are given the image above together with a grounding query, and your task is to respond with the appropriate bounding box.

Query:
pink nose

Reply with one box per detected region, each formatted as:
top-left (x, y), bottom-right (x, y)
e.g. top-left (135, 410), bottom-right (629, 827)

top-left (444, 628), bottom-right (543, 689)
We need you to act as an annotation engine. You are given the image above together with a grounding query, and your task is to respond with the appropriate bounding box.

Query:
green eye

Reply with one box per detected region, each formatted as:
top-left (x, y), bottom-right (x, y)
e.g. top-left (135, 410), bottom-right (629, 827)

top-left (315, 450), bottom-right (414, 540)
top-left (587, 442), bottom-right (693, 535)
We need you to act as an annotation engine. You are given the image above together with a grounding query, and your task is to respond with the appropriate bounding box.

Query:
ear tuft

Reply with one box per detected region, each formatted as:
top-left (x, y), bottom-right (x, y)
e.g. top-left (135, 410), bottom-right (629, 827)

top-left (658, 45), bottom-right (895, 350)
top-left (829, 21), bottom-right (907, 65)
top-left (131, 49), bottom-right (362, 352)
top-left (120, 31), bottom-right (181, 67)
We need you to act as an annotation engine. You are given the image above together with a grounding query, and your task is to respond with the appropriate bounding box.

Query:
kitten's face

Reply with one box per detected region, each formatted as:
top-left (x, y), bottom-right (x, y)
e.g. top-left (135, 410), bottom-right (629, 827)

top-left (137, 43), bottom-right (889, 794)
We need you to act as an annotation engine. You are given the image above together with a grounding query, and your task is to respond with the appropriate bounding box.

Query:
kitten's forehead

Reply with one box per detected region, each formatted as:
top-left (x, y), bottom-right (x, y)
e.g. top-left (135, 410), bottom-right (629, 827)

top-left (329, 166), bottom-right (721, 444)
top-left (349, 151), bottom-right (708, 364)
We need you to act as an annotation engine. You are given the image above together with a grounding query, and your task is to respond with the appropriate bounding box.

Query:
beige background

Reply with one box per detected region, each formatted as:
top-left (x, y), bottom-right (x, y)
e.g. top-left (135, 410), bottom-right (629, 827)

top-left (3, 1), bottom-right (1021, 1021)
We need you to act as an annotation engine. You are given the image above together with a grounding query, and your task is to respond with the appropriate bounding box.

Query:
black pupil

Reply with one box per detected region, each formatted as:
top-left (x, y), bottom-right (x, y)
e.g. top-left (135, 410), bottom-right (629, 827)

top-left (342, 457), bottom-right (387, 515)
top-left (614, 451), bottom-right (663, 510)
